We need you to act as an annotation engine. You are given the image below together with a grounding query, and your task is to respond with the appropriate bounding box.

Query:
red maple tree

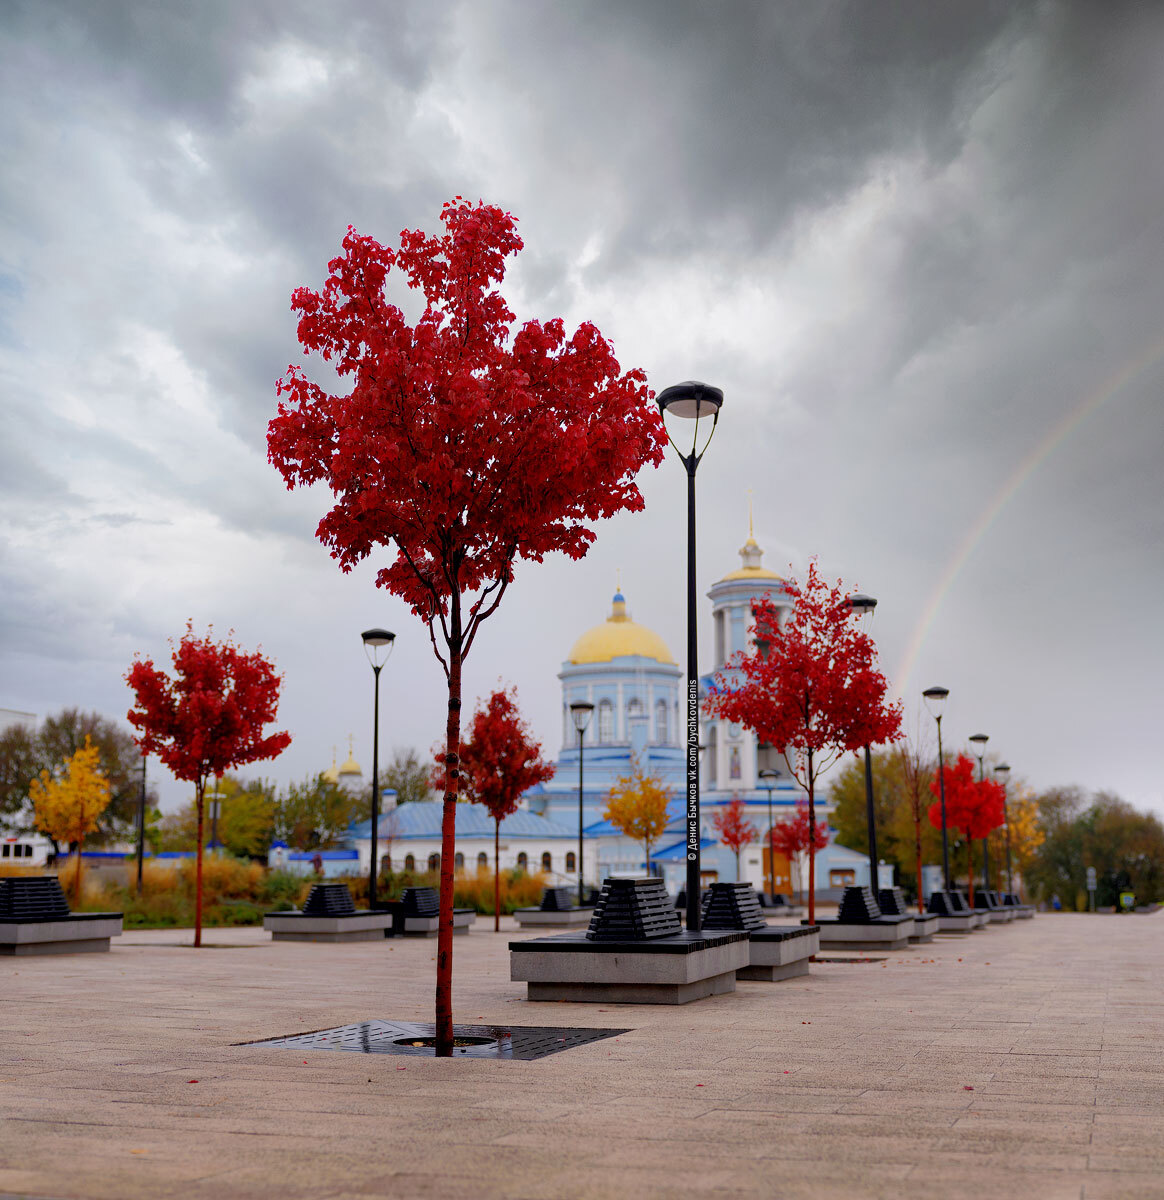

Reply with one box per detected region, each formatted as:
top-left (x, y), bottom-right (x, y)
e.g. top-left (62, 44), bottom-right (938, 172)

top-left (125, 623), bottom-right (291, 947)
top-left (267, 198), bottom-right (665, 1053)
top-left (707, 561), bottom-right (902, 923)
top-left (433, 688), bottom-right (554, 931)
top-left (769, 801), bottom-right (829, 906)
top-left (710, 795), bottom-right (758, 877)
top-left (928, 753), bottom-right (1006, 907)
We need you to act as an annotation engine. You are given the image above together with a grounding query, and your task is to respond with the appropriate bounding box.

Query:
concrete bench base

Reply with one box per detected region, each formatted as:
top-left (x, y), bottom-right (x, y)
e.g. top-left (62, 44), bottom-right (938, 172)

top-left (908, 914), bottom-right (941, 943)
top-left (401, 910), bottom-right (476, 937)
top-left (264, 912), bottom-right (393, 942)
top-left (510, 929), bottom-right (749, 1005)
top-left (979, 908), bottom-right (1016, 923)
top-left (938, 913), bottom-right (979, 933)
top-left (813, 916), bottom-right (913, 952)
top-left (737, 925), bottom-right (819, 981)
top-left (1009, 906), bottom-right (1035, 919)
top-left (513, 907), bottom-right (595, 928)
top-left (0, 914), bottom-right (123, 956)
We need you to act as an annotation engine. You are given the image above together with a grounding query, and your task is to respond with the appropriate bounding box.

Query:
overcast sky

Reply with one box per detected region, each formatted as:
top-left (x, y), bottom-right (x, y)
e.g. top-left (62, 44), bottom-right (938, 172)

top-left (3, 1), bottom-right (1162, 817)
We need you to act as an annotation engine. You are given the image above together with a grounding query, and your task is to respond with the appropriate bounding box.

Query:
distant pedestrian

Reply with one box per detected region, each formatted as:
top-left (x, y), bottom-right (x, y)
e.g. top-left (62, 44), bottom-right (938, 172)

top-left (311, 853), bottom-right (323, 876)
top-left (1051, 893), bottom-right (1061, 911)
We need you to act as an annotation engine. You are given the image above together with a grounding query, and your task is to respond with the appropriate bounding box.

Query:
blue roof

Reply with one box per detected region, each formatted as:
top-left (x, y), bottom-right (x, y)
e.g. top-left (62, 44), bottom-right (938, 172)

top-left (651, 836), bottom-right (717, 862)
top-left (583, 797), bottom-right (685, 837)
top-left (349, 802), bottom-right (577, 841)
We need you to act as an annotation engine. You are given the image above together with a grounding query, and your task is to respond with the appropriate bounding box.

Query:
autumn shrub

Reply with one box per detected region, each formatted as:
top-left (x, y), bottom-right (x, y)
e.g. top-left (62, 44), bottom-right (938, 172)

top-left (0, 863), bottom-right (42, 878)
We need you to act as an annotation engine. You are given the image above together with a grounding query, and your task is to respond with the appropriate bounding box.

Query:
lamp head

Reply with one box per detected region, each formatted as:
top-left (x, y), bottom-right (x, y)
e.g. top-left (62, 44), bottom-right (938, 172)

top-left (968, 733), bottom-right (989, 759)
top-left (847, 593), bottom-right (877, 617)
top-left (994, 762), bottom-right (1011, 785)
top-left (922, 686), bottom-right (949, 720)
top-left (656, 380), bottom-right (724, 420)
top-left (569, 701), bottom-right (595, 734)
top-left (362, 628), bottom-right (395, 668)
top-left (758, 768), bottom-right (781, 785)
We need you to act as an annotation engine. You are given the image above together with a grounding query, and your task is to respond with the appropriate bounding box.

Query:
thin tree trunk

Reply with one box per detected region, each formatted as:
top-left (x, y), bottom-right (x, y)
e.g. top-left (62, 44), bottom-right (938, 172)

top-left (806, 752), bottom-right (816, 925)
top-left (194, 780), bottom-right (205, 949)
top-left (74, 835), bottom-right (84, 906)
top-left (494, 817), bottom-right (500, 933)
top-left (435, 620), bottom-right (462, 1058)
top-left (967, 838), bottom-right (975, 909)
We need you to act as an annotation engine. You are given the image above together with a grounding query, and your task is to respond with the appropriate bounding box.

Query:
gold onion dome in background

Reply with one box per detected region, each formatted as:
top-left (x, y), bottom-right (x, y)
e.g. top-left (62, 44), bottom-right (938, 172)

top-left (568, 591), bottom-right (675, 665)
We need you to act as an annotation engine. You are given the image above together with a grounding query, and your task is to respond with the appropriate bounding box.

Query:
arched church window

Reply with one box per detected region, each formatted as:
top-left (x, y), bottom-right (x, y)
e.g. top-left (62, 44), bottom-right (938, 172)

top-left (707, 726), bottom-right (718, 787)
top-left (477, 851), bottom-right (489, 869)
top-left (729, 746), bottom-right (741, 780)
top-left (566, 851), bottom-right (576, 872)
top-left (542, 852), bottom-right (552, 872)
top-left (428, 853), bottom-right (440, 872)
top-left (517, 851), bottom-right (528, 870)
top-left (655, 699), bottom-right (668, 743)
top-left (404, 854), bottom-right (416, 871)
top-left (454, 851), bottom-right (465, 872)
top-left (714, 610), bottom-right (726, 667)
top-left (627, 698), bottom-right (642, 726)
top-left (597, 700), bottom-right (613, 743)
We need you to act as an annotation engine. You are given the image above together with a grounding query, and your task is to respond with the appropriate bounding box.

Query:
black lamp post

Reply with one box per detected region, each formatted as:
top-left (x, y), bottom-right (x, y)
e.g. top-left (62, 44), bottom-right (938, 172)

top-left (923, 686), bottom-right (951, 894)
top-left (207, 789), bottom-right (224, 852)
top-left (569, 701), bottom-right (595, 904)
top-left (362, 627), bottom-right (396, 908)
top-left (847, 594), bottom-right (881, 898)
top-left (658, 380), bottom-right (724, 933)
top-left (968, 732), bottom-right (989, 892)
top-left (135, 753), bottom-right (147, 898)
top-left (758, 768), bottom-right (781, 899)
top-left (995, 762), bottom-right (1012, 897)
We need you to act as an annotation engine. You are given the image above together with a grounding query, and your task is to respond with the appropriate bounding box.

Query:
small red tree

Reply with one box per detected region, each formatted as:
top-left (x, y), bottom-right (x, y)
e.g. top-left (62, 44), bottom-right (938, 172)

top-left (711, 795), bottom-right (758, 878)
top-left (434, 688), bottom-right (554, 931)
top-left (928, 754), bottom-right (1006, 907)
top-left (267, 198), bottom-right (665, 1053)
top-left (770, 801), bottom-right (829, 906)
top-left (125, 624), bottom-right (291, 947)
top-left (707, 562), bottom-right (902, 922)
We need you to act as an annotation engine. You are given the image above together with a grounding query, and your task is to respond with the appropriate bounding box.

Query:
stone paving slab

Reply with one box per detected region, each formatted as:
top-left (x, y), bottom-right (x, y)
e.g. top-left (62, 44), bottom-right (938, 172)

top-left (1, 913), bottom-right (1162, 1199)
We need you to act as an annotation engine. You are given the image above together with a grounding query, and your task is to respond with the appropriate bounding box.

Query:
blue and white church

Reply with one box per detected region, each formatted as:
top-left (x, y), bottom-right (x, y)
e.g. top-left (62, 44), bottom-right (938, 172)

top-left (525, 524), bottom-right (873, 898)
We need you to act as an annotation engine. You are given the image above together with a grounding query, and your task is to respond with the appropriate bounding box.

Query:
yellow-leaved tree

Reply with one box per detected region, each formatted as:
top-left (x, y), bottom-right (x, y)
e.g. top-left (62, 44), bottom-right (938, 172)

top-left (603, 758), bottom-right (673, 874)
top-left (30, 736), bottom-right (112, 903)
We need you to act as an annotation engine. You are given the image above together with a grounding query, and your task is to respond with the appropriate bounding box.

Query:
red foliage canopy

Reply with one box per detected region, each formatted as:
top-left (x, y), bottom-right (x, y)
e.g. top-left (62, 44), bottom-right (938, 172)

top-left (267, 198), bottom-right (667, 666)
top-left (927, 753), bottom-right (1006, 840)
top-left (125, 622), bottom-right (291, 786)
top-left (434, 688), bottom-right (554, 824)
top-left (769, 801), bottom-right (829, 859)
top-left (707, 562), bottom-right (903, 780)
top-left (711, 795), bottom-right (758, 858)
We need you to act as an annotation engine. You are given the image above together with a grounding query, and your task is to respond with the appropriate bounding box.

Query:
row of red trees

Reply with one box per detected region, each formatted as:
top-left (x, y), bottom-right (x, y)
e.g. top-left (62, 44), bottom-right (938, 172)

top-left (928, 753), bottom-right (1007, 906)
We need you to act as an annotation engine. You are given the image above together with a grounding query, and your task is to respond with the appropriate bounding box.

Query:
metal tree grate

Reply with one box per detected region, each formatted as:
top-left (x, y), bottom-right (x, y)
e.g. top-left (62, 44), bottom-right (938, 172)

top-left (237, 1020), bottom-right (632, 1061)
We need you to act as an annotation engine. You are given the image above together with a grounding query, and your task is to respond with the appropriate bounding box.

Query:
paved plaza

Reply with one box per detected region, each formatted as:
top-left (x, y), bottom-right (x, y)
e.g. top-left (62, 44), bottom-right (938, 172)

top-left (2, 912), bottom-right (1162, 1200)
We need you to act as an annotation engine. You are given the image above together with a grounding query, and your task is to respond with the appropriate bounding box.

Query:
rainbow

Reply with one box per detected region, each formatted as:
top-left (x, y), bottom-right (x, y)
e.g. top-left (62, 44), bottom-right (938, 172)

top-left (893, 336), bottom-right (1164, 696)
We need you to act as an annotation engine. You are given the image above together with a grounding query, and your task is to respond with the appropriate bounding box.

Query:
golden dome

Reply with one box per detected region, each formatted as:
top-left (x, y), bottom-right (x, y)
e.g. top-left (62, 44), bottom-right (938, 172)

top-left (322, 748), bottom-right (339, 786)
top-left (568, 592), bottom-right (675, 666)
top-left (338, 735), bottom-right (361, 777)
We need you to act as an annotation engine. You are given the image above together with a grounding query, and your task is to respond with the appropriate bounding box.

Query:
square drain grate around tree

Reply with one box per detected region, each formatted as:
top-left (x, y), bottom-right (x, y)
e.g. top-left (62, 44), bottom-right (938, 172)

top-left (237, 1020), bottom-right (632, 1060)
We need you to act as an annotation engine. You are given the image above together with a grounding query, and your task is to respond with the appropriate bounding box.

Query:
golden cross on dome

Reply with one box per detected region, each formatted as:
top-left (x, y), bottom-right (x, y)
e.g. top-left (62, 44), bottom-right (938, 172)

top-left (747, 487), bottom-right (755, 538)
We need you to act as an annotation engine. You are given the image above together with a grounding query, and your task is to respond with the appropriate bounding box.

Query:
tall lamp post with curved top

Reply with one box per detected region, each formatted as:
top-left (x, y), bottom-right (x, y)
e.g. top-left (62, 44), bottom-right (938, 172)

top-left (569, 701), bottom-right (595, 905)
top-left (362, 627), bottom-right (396, 908)
top-left (995, 762), bottom-right (1012, 898)
top-left (658, 380), bottom-right (723, 932)
top-left (847, 594), bottom-right (883, 899)
top-left (758, 767), bottom-right (781, 899)
top-left (968, 732), bottom-right (989, 893)
top-left (923, 686), bottom-right (951, 896)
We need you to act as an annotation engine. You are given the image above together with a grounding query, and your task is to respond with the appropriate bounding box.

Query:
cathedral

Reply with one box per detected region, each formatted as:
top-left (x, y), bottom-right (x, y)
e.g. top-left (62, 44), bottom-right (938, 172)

top-left (525, 524), bottom-right (873, 897)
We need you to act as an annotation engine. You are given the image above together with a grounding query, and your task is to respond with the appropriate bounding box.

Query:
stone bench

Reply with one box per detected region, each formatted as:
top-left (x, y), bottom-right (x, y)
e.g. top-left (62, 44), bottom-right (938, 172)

top-left (514, 886), bottom-right (595, 928)
top-left (812, 885), bottom-right (914, 950)
top-left (263, 883), bottom-right (393, 942)
top-left (510, 877), bottom-right (749, 1004)
top-left (740, 924), bottom-right (819, 981)
top-left (386, 887), bottom-right (477, 937)
top-left (0, 877), bottom-right (122, 956)
top-left (908, 913), bottom-right (941, 943)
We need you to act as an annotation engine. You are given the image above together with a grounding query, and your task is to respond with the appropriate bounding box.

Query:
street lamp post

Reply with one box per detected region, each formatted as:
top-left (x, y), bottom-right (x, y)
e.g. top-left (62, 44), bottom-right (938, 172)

top-left (569, 701), bottom-right (595, 905)
top-left (923, 686), bottom-right (951, 895)
top-left (848, 594), bottom-right (881, 899)
top-left (207, 789), bottom-right (224, 852)
top-left (995, 762), bottom-right (1012, 897)
top-left (758, 768), bottom-right (781, 899)
top-left (658, 380), bottom-right (723, 934)
top-left (969, 732), bottom-right (989, 893)
top-left (362, 627), bottom-right (396, 908)
top-left (135, 753), bottom-right (147, 898)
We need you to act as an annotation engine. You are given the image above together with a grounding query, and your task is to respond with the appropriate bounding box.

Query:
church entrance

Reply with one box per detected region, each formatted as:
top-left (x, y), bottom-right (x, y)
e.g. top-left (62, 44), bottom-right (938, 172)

top-left (762, 848), bottom-right (793, 896)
